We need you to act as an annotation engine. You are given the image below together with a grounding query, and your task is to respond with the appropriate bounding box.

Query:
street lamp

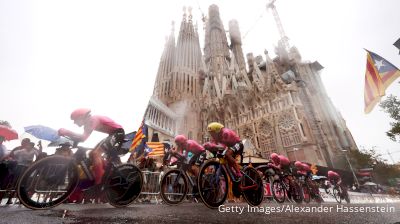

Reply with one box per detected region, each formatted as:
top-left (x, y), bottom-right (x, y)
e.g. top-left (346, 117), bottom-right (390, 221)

top-left (341, 149), bottom-right (360, 186)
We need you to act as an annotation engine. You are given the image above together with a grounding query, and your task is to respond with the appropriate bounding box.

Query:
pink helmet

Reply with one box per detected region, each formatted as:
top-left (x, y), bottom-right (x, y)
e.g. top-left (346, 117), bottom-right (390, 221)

top-left (70, 108), bottom-right (91, 120)
top-left (174, 135), bottom-right (187, 145)
top-left (327, 171), bottom-right (335, 177)
top-left (270, 153), bottom-right (280, 163)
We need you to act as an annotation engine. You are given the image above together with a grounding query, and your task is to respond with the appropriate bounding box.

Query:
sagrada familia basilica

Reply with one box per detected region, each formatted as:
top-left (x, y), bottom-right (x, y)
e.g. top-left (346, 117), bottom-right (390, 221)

top-left (143, 4), bottom-right (358, 168)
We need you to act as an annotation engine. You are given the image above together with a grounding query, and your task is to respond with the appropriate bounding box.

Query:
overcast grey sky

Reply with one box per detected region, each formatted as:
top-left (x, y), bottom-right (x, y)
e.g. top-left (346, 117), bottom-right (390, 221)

top-left (1, 0), bottom-right (399, 162)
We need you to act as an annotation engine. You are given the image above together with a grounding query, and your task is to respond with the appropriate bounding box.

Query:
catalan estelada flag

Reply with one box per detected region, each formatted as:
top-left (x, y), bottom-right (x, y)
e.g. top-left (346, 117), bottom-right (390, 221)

top-left (364, 49), bottom-right (400, 113)
top-left (146, 142), bottom-right (165, 157)
top-left (129, 119), bottom-right (148, 153)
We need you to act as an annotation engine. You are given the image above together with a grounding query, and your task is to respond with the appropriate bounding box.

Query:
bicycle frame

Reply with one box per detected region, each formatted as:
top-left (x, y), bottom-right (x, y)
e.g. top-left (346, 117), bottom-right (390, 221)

top-left (216, 161), bottom-right (258, 192)
top-left (163, 152), bottom-right (198, 194)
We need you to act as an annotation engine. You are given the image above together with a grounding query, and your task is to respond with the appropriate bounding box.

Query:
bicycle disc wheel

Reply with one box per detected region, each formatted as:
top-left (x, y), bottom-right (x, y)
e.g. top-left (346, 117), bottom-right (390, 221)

top-left (301, 184), bottom-right (311, 203)
top-left (106, 164), bottom-right (143, 207)
top-left (197, 160), bottom-right (228, 209)
top-left (333, 187), bottom-right (342, 203)
top-left (17, 156), bottom-right (79, 210)
top-left (241, 166), bottom-right (264, 206)
top-left (160, 169), bottom-right (188, 205)
top-left (271, 180), bottom-right (286, 203)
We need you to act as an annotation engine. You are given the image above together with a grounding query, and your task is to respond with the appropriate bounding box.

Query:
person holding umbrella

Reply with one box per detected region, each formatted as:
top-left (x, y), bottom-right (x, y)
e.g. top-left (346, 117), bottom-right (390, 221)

top-left (0, 124), bottom-right (19, 160)
top-left (0, 136), bottom-right (7, 161)
top-left (8, 138), bottom-right (42, 161)
top-left (13, 141), bottom-right (40, 166)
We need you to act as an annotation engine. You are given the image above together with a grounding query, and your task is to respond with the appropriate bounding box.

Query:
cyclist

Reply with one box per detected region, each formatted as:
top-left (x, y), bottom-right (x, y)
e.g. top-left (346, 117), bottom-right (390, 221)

top-left (172, 135), bottom-right (205, 176)
top-left (327, 170), bottom-right (341, 185)
top-left (327, 170), bottom-right (348, 199)
top-left (294, 161), bottom-right (311, 176)
top-left (58, 108), bottom-right (125, 189)
top-left (204, 122), bottom-right (243, 178)
top-left (268, 153), bottom-right (291, 173)
top-left (295, 161), bottom-right (321, 197)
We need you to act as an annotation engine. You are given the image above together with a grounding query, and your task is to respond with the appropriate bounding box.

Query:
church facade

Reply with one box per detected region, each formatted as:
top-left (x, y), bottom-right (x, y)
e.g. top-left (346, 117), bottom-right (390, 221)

top-left (144, 5), bottom-right (358, 168)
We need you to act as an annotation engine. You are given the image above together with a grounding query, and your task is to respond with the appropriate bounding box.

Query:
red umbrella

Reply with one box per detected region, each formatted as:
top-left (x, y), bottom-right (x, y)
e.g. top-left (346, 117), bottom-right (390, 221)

top-left (0, 124), bottom-right (18, 141)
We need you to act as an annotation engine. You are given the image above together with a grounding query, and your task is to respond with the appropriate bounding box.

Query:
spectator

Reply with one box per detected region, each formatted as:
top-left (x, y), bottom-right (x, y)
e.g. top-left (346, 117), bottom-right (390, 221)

top-left (14, 142), bottom-right (39, 166)
top-left (8, 138), bottom-right (42, 160)
top-left (54, 142), bottom-right (73, 157)
top-left (0, 136), bottom-right (8, 161)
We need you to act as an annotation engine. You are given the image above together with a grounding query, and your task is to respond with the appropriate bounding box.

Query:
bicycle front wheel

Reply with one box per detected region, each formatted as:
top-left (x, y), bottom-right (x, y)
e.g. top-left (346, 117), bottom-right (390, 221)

top-left (17, 156), bottom-right (79, 210)
top-left (160, 169), bottom-right (188, 205)
top-left (241, 166), bottom-right (264, 206)
top-left (333, 186), bottom-right (342, 203)
top-left (197, 160), bottom-right (228, 209)
top-left (106, 164), bottom-right (143, 207)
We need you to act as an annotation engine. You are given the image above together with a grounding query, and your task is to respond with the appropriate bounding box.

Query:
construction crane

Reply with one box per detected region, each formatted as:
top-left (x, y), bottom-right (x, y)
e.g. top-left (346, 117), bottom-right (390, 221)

top-left (266, 0), bottom-right (290, 52)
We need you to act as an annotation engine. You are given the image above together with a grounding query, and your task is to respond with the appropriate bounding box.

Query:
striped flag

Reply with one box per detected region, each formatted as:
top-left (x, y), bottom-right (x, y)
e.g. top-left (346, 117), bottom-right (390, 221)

top-left (146, 142), bottom-right (165, 157)
top-left (129, 119), bottom-right (148, 152)
top-left (364, 49), bottom-right (400, 113)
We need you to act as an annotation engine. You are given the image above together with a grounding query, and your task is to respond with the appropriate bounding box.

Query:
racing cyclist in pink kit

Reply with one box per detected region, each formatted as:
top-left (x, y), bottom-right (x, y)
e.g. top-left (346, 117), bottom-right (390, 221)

top-left (58, 108), bottom-right (125, 189)
top-left (203, 122), bottom-right (243, 178)
top-left (269, 153), bottom-right (291, 173)
top-left (327, 170), bottom-right (348, 200)
top-left (172, 135), bottom-right (205, 176)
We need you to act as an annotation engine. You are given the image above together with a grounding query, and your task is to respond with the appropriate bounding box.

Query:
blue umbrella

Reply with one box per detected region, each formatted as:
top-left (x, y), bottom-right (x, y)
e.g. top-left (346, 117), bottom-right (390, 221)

top-left (24, 125), bottom-right (60, 142)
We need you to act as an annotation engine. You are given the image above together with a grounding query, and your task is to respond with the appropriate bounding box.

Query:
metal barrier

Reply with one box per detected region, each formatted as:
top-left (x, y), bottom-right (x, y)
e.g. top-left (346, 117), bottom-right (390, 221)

top-left (138, 170), bottom-right (162, 204)
top-left (0, 164), bottom-right (28, 205)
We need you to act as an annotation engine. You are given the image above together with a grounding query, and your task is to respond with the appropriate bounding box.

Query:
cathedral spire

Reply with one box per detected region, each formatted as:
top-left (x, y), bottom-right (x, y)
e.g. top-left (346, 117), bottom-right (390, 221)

top-left (153, 21), bottom-right (176, 102)
top-left (203, 5), bottom-right (231, 99)
top-left (175, 5), bottom-right (202, 72)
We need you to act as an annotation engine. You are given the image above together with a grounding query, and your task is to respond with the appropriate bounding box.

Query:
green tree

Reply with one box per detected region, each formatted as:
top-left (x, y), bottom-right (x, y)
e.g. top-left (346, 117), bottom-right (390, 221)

top-left (349, 147), bottom-right (380, 168)
top-left (348, 146), bottom-right (400, 185)
top-left (380, 94), bottom-right (400, 141)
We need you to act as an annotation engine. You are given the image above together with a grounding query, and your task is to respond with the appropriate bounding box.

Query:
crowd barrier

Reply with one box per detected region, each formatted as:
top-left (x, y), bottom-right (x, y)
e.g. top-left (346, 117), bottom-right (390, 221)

top-left (138, 170), bottom-right (162, 203)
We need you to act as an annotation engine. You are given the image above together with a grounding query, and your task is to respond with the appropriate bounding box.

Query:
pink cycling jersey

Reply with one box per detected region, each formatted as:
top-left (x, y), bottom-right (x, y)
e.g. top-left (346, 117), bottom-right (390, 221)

top-left (278, 155), bottom-right (290, 167)
top-left (185, 140), bottom-right (205, 155)
top-left (295, 162), bottom-right (310, 175)
top-left (212, 128), bottom-right (240, 148)
top-left (62, 115), bottom-right (122, 142)
top-left (302, 163), bottom-right (311, 172)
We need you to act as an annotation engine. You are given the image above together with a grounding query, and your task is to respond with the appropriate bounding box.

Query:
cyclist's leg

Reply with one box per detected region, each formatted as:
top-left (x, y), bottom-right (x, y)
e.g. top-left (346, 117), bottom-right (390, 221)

top-left (90, 147), bottom-right (105, 185)
top-left (225, 149), bottom-right (241, 177)
top-left (188, 153), bottom-right (200, 177)
top-left (91, 129), bottom-right (125, 185)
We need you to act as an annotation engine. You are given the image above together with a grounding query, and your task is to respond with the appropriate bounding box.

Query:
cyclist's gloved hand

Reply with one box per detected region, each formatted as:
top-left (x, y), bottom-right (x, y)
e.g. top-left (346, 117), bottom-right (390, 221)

top-left (203, 142), bottom-right (219, 153)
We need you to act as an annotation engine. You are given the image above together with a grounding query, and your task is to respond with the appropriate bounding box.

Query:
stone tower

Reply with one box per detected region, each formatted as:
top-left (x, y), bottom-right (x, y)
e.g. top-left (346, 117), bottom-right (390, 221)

top-left (146, 5), bottom-right (358, 168)
top-left (151, 6), bottom-right (203, 141)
